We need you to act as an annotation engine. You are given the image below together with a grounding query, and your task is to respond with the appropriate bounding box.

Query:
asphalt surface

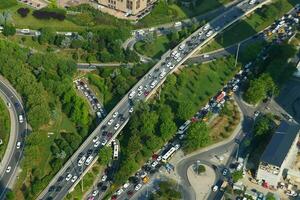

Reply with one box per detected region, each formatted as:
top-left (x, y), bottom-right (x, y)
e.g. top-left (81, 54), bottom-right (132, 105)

top-left (38, 1), bottom-right (269, 199)
top-left (0, 78), bottom-right (27, 199)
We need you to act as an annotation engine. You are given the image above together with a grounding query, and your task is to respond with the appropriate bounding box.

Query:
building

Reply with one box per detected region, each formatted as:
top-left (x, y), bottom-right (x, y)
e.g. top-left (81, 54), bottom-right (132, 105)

top-left (256, 121), bottom-right (300, 188)
top-left (96, 0), bottom-right (156, 17)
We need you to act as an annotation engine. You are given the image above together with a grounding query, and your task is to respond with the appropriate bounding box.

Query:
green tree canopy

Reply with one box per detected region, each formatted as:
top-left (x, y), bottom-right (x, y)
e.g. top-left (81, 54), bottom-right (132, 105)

top-left (98, 146), bottom-right (113, 166)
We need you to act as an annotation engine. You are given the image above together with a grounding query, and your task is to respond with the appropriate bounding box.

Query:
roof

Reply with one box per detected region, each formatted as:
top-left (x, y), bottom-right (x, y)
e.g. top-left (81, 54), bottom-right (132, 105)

top-left (260, 120), bottom-right (300, 167)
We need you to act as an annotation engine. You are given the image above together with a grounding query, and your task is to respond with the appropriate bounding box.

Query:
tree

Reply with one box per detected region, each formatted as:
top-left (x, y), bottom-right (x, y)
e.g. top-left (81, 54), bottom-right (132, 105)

top-left (184, 122), bottom-right (211, 153)
top-left (197, 165), bottom-right (206, 174)
top-left (6, 190), bottom-right (15, 200)
top-left (231, 170), bottom-right (243, 183)
top-left (253, 114), bottom-right (274, 137)
top-left (177, 101), bottom-right (195, 121)
top-left (98, 146), bottom-right (113, 166)
top-left (17, 7), bottom-right (30, 17)
top-left (38, 27), bottom-right (55, 44)
top-left (266, 194), bottom-right (276, 200)
top-left (2, 24), bottom-right (16, 36)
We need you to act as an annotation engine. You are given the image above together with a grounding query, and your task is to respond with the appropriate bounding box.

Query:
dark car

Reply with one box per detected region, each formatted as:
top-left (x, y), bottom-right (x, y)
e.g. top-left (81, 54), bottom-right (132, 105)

top-left (101, 185), bottom-right (108, 191)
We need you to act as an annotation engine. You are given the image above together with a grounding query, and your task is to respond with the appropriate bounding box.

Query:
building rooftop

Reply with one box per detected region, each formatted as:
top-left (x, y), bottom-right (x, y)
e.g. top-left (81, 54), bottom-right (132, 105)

top-left (260, 120), bottom-right (300, 167)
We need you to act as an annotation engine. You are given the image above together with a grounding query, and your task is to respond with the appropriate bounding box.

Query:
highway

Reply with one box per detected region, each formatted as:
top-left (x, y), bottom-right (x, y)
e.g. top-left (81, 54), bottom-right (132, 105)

top-left (38, 1), bottom-right (270, 199)
top-left (0, 78), bottom-right (27, 199)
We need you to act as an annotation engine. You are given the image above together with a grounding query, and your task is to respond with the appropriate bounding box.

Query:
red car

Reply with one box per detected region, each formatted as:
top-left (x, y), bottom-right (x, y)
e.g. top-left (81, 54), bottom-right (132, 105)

top-left (144, 91), bottom-right (149, 96)
top-left (111, 195), bottom-right (117, 200)
top-left (127, 190), bottom-right (134, 196)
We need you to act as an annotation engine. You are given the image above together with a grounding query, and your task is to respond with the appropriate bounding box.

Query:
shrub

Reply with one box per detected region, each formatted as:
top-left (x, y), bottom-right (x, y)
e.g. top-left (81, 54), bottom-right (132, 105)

top-left (17, 7), bottom-right (30, 17)
top-left (32, 8), bottom-right (66, 21)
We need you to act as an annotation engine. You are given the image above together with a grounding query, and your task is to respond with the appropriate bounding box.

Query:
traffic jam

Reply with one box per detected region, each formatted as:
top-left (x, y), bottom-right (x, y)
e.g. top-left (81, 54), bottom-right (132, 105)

top-left (85, 60), bottom-right (253, 200)
top-left (75, 79), bottom-right (107, 119)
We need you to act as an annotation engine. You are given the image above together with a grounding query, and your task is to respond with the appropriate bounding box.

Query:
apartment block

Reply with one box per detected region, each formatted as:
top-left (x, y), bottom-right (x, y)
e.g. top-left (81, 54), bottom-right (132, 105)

top-left (256, 120), bottom-right (300, 188)
top-left (97, 0), bottom-right (155, 16)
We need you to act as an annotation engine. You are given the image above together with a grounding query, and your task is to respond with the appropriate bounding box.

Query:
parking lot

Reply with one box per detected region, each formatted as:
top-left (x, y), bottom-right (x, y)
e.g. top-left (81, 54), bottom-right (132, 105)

top-left (75, 79), bottom-right (106, 119)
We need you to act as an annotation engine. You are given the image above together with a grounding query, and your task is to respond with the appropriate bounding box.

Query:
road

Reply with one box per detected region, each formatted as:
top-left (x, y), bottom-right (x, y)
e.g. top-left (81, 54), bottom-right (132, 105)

top-left (38, 1), bottom-right (270, 199)
top-left (0, 77), bottom-right (27, 199)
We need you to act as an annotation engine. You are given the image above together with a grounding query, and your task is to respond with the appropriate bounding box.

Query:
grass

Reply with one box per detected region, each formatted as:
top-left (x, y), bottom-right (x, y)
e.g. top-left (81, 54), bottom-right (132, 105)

top-left (66, 163), bottom-right (104, 200)
top-left (209, 100), bottom-right (240, 142)
top-left (138, 0), bottom-right (234, 27)
top-left (0, 0), bottom-right (17, 9)
top-left (200, 0), bottom-right (298, 53)
top-left (0, 98), bottom-right (10, 161)
top-left (0, 4), bottom-right (82, 31)
top-left (161, 56), bottom-right (241, 115)
top-left (134, 35), bottom-right (171, 59)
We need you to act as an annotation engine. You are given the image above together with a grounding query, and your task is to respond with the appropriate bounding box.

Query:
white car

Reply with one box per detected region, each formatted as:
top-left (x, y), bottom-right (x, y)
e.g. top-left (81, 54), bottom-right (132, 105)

top-left (16, 141), bottom-right (21, 149)
top-left (92, 190), bottom-right (99, 196)
top-left (123, 182), bottom-right (130, 189)
top-left (116, 188), bottom-right (124, 195)
top-left (71, 176), bottom-right (78, 183)
top-left (138, 86), bottom-right (143, 91)
top-left (140, 171), bottom-right (147, 178)
top-left (93, 136), bottom-right (99, 143)
top-left (129, 91), bottom-right (136, 99)
top-left (138, 91), bottom-right (143, 96)
top-left (206, 30), bottom-right (214, 37)
top-left (114, 123), bottom-right (120, 130)
top-left (101, 139), bottom-right (108, 146)
top-left (85, 155), bottom-right (94, 166)
top-left (232, 85), bottom-right (239, 92)
top-left (174, 144), bottom-right (180, 150)
top-left (203, 24), bottom-right (210, 31)
top-left (156, 156), bottom-right (162, 162)
top-left (135, 183), bottom-right (142, 191)
top-left (151, 161), bottom-right (158, 168)
top-left (94, 140), bottom-right (101, 148)
top-left (112, 111), bottom-right (118, 118)
top-left (6, 166), bottom-right (11, 173)
top-left (101, 175), bottom-right (107, 182)
top-left (129, 107), bottom-right (134, 113)
top-left (108, 119), bottom-right (114, 125)
top-left (78, 156), bottom-right (86, 166)
top-left (150, 80), bottom-right (158, 89)
top-left (18, 115), bottom-right (24, 123)
top-left (212, 185), bottom-right (218, 192)
top-left (66, 173), bottom-right (72, 181)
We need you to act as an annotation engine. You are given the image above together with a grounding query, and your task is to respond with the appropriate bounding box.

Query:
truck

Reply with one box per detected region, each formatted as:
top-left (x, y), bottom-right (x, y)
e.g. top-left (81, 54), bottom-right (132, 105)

top-left (220, 181), bottom-right (228, 191)
top-left (215, 91), bottom-right (226, 103)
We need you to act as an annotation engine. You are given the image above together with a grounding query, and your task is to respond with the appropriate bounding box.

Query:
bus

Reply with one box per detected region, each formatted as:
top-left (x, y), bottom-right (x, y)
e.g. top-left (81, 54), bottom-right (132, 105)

top-left (162, 147), bottom-right (176, 162)
top-left (113, 142), bottom-right (119, 160)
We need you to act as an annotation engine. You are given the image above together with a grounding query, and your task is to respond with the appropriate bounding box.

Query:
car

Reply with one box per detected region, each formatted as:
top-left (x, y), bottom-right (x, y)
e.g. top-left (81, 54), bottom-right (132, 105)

top-left (85, 155), bottom-right (94, 165)
top-left (101, 174), bottom-right (108, 182)
top-left (129, 107), bottom-right (134, 113)
top-left (254, 111), bottom-right (260, 117)
top-left (232, 85), bottom-right (239, 92)
top-left (203, 24), bottom-right (210, 31)
top-left (212, 185), bottom-right (218, 192)
top-left (92, 190), bottom-right (99, 196)
top-left (116, 188), bottom-right (124, 195)
top-left (137, 86), bottom-right (143, 91)
top-left (138, 91), bottom-right (143, 96)
top-left (129, 91), bottom-right (136, 99)
top-left (93, 136), bottom-right (99, 143)
top-left (108, 119), bottom-right (114, 125)
top-left (18, 115), bottom-right (24, 123)
top-left (123, 182), bottom-right (130, 189)
top-left (71, 176), bottom-right (78, 182)
top-left (114, 123), bottom-right (120, 130)
top-left (156, 156), bottom-right (162, 162)
top-left (222, 168), bottom-right (229, 176)
top-left (16, 141), bottom-right (21, 149)
top-left (112, 111), bottom-right (118, 118)
top-left (151, 161), bottom-right (158, 168)
top-left (7, 102), bottom-right (11, 108)
top-left (78, 156), bottom-right (86, 166)
top-left (127, 190), bottom-right (134, 196)
top-left (111, 195), bottom-right (117, 200)
top-left (174, 144), bottom-right (180, 150)
top-left (135, 183), bottom-right (142, 191)
top-left (6, 166), bottom-right (11, 173)
top-left (101, 138), bottom-right (108, 146)
top-left (101, 185), bottom-right (108, 191)
top-left (94, 140), bottom-right (101, 148)
top-left (140, 171), bottom-right (147, 178)
top-left (66, 173), bottom-right (72, 181)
